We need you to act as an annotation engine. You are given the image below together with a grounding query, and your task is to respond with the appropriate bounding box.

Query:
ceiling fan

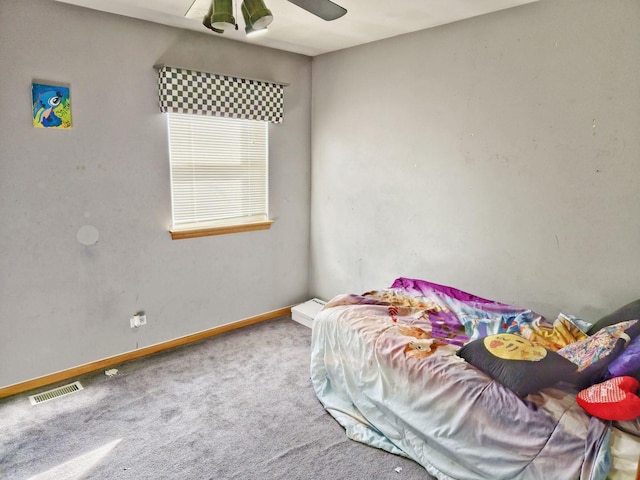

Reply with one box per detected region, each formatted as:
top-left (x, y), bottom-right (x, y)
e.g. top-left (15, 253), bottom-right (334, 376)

top-left (199, 0), bottom-right (347, 36)
top-left (287, 0), bottom-right (347, 21)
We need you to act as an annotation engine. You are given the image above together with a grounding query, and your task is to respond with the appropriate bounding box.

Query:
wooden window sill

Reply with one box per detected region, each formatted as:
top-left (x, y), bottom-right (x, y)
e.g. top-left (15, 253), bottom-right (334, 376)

top-left (169, 220), bottom-right (274, 240)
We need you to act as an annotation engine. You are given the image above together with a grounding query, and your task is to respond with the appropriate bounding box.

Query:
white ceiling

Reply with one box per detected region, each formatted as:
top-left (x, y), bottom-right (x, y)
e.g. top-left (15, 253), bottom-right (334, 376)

top-left (55, 0), bottom-right (538, 56)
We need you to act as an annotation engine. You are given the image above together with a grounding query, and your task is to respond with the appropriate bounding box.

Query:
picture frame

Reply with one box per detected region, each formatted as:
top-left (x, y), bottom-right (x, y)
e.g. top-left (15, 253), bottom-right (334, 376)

top-left (32, 82), bottom-right (72, 129)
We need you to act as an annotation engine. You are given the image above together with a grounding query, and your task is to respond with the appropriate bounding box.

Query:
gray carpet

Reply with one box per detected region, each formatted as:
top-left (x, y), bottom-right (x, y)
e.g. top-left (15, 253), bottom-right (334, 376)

top-left (0, 316), bottom-right (434, 480)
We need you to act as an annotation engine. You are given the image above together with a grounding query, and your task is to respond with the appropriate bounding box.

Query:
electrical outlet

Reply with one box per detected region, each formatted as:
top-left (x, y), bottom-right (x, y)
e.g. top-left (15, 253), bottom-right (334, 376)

top-left (129, 311), bottom-right (147, 328)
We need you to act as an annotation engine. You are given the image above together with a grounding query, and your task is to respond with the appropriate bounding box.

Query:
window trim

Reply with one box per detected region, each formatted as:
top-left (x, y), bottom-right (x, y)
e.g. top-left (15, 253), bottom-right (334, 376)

top-left (169, 219), bottom-right (274, 240)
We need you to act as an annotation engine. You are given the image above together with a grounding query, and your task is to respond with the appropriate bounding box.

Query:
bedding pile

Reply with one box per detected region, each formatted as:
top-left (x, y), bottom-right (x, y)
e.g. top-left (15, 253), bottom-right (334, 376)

top-left (310, 277), bottom-right (639, 480)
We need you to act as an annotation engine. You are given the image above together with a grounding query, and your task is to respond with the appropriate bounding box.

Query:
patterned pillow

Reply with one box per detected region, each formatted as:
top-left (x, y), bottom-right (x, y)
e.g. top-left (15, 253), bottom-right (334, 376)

top-left (577, 376), bottom-right (640, 421)
top-left (558, 320), bottom-right (639, 388)
top-left (457, 333), bottom-right (577, 397)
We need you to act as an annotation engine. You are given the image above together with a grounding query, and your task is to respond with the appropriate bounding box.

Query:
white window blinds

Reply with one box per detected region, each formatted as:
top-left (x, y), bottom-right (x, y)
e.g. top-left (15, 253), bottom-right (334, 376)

top-left (167, 113), bottom-right (269, 229)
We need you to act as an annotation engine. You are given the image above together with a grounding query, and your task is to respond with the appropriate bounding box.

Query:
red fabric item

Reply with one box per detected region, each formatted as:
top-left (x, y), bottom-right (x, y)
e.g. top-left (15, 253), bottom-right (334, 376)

top-left (577, 376), bottom-right (640, 421)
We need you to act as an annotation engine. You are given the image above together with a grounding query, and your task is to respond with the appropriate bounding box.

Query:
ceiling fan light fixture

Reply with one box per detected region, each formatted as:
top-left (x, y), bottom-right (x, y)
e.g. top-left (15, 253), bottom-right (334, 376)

top-left (210, 0), bottom-right (236, 30)
top-left (246, 26), bottom-right (269, 36)
top-left (245, 24), bottom-right (269, 36)
top-left (241, 1), bottom-right (268, 35)
top-left (241, 0), bottom-right (273, 31)
top-left (202, 1), bottom-right (225, 33)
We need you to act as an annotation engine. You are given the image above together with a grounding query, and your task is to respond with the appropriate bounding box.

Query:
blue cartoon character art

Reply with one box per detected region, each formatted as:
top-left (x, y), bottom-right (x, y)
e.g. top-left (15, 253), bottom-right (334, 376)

top-left (32, 83), bottom-right (72, 129)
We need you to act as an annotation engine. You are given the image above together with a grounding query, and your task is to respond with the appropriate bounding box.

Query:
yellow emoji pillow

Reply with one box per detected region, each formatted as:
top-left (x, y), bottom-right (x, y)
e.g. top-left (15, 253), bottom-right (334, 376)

top-left (484, 334), bottom-right (547, 361)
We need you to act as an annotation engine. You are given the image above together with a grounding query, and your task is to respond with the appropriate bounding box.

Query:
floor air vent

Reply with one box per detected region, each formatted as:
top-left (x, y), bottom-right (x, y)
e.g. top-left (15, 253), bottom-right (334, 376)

top-left (29, 381), bottom-right (83, 405)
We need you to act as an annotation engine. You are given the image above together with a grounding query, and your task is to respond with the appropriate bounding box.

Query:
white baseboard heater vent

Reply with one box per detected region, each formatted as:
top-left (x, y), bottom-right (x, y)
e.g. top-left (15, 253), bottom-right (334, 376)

top-left (29, 381), bottom-right (84, 405)
top-left (291, 298), bottom-right (326, 329)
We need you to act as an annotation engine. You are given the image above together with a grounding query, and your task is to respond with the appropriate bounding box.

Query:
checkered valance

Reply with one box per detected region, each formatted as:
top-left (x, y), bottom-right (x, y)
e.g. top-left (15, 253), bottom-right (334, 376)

top-left (157, 66), bottom-right (284, 123)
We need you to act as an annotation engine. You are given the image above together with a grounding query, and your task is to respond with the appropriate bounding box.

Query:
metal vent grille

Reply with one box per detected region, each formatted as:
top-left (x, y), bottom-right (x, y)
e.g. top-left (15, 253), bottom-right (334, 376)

top-left (28, 381), bottom-right (83, 405)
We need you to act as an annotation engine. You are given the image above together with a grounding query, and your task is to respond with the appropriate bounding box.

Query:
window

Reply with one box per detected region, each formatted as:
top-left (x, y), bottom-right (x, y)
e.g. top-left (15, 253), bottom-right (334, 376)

top-left (166, 113), bottom-right (271, 239)
top-left (155, 65), bottom-right (284, 240)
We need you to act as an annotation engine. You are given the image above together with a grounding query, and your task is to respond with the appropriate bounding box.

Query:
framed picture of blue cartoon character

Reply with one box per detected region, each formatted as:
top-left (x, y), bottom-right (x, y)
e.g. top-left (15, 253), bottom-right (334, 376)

top-left (32, 82), bottom-right (72, 129)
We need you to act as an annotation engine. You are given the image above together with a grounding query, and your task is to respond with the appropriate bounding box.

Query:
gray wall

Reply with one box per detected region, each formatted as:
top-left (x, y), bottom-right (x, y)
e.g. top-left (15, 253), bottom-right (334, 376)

top-left (0, 0), bottom-right (312, 387)
top-left (310, 0), bottom-right (640, 321)
top-left (2, 0), bottom-right (639, 389)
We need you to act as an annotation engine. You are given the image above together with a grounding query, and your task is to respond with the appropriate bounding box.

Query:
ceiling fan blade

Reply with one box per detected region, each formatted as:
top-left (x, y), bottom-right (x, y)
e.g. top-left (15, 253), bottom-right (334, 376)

top-left (287, 0), bottom-right (347, 21)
